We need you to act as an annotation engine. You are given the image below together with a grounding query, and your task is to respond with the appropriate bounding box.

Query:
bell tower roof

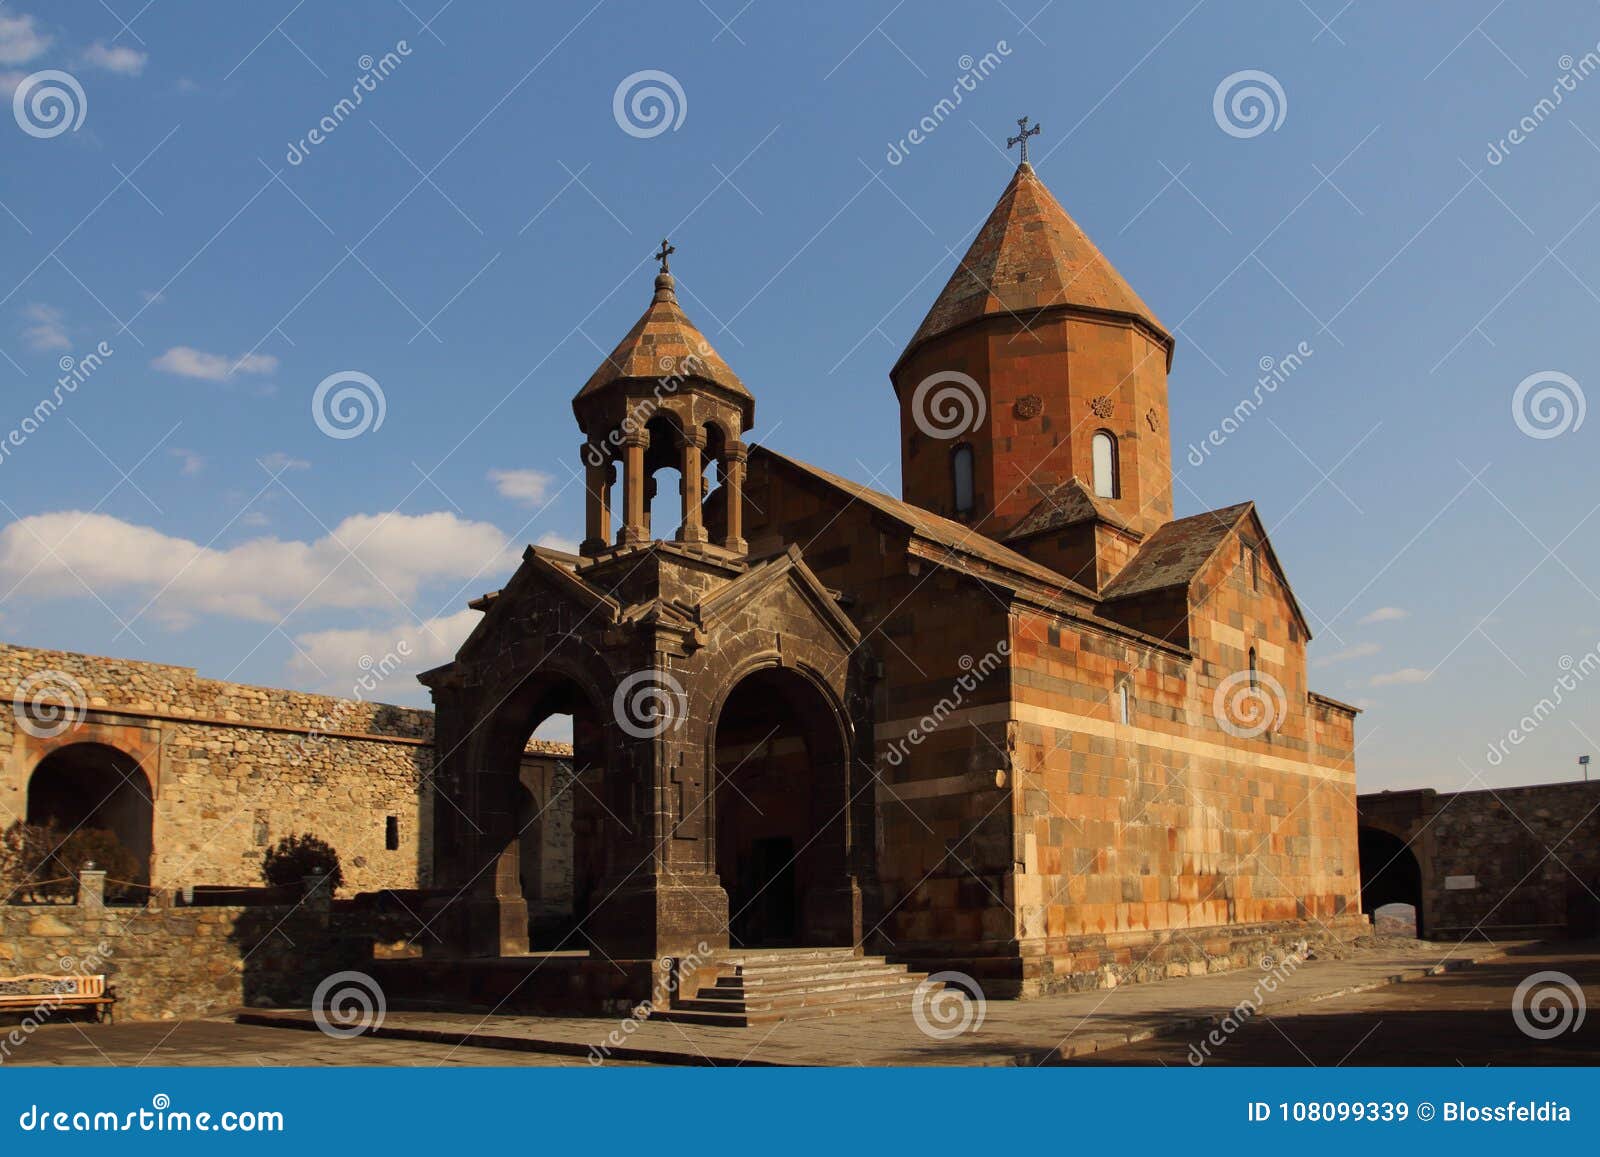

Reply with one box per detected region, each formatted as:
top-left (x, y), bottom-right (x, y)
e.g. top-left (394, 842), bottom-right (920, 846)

top-left (574, 254), bottom-right (752, 427)
top-left (894, 162), bottom-right (1172, 373)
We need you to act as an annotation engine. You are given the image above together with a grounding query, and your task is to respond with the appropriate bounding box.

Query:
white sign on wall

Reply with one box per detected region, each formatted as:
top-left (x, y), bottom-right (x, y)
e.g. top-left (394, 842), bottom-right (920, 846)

top-left (1444, 875), bottom-right (1478, 890)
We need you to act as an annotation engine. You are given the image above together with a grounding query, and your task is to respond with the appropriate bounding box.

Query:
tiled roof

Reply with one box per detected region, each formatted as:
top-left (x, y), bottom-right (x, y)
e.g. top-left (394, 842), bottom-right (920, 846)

top-left (1100, 503), bottom-right (1253, 600)
top-left (898, 163), bottom-right (1170, 367)
top-left (575, 273), bottom-right (750, 406)
top-left (756, 447), bottom-right (1096, 601)
top-left (1006, 476), bottom-right (1132, 540)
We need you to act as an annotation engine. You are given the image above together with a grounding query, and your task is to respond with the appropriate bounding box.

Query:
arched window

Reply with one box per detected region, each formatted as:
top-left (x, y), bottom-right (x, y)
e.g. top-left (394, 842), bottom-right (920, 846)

top-left (952, 444), bottom-right (975, 517)
top-left (1117, 680), bottom-right (1131, 725)
top-left (1091, 431), bottom-right (1119, 499)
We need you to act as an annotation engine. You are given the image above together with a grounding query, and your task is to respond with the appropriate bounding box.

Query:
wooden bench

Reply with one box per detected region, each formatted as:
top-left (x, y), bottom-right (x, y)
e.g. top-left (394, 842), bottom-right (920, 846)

top-left (0, 974), bottom-right (116, 1024)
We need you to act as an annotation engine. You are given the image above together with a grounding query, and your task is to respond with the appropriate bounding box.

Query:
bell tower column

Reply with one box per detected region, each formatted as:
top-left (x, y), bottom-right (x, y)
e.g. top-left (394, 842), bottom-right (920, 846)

top-left (722, 442), bottom-right (747, 554)
top-left (580, 443), bottom-right (613, 557)
top-left (620, 430), bottom-right (648, 545)
top-left (678, 428), bottom-right (708, 544)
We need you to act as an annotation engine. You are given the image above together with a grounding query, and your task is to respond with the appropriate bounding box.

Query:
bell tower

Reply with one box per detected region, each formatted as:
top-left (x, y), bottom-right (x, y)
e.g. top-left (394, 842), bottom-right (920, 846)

top-left (573, 240), bottom-right (754, 557)
top-left (890, 123), bottom-right (1176, 543)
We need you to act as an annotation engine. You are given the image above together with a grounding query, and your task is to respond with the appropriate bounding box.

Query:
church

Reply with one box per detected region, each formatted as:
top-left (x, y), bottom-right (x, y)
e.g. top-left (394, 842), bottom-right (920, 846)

top-left (419, 141), bottom-right (1367, 1000)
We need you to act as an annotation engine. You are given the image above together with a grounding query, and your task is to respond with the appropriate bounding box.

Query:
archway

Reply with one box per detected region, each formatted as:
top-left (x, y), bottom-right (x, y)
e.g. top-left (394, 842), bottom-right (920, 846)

top-left (472, 670), bottom-right (613, 953)
top-left (26, 742), bottom-right (153, 893)
top-left (1358, 825), bottom-right (1424, 937)
top-left (712, 665), bottom-right (852, 948)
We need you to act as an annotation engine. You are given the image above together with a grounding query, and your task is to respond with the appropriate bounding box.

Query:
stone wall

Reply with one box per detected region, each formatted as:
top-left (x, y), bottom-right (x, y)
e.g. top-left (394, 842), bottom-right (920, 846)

top-left (0, 899), bottom-right (361, 1024)
top-left (1, 643), bottom-right (571, 901)
top-left (1359, 780), bottom-right (1600, 940)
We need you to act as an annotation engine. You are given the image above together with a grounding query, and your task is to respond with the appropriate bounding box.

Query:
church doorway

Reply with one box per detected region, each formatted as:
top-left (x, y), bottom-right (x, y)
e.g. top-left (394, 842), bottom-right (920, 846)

top-left (26, 742), bottom-right (154, 895)
top-left (713, 665), bottom-right (851, 948)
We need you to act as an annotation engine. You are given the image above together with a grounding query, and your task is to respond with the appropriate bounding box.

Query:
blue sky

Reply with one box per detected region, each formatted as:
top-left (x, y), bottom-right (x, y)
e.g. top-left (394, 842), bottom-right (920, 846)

top-left (1, 0), bottom-right (1597, 793)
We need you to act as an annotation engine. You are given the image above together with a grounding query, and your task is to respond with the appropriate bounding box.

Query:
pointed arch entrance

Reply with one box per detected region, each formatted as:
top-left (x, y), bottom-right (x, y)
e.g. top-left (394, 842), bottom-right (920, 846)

top-left (712, 663), bottom-right (854, 948)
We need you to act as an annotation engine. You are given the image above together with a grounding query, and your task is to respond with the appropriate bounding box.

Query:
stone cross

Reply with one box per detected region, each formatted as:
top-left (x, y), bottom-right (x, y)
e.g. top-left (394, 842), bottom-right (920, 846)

top-left (654, 237), bottom-right (675, 274)
top-left (1007, 116), bottom-right (1040, 164)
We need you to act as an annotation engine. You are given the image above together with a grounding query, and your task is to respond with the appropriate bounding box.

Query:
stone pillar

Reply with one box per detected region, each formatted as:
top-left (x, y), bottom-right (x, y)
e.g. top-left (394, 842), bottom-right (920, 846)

top-left (463, 757), bottom-right (529, 957)
top-left (722, 444), bottom-right (748, 554)
top-left (621, 433), bottom-right (648, 545)
top-left (580, 443), bottom-right (612, 556)
top-left (78, 864), bottom-right (106, 911)
top-left (302, 867), bottom-right (332, 929)
top-left (677, 430), bottom-right (708, 544)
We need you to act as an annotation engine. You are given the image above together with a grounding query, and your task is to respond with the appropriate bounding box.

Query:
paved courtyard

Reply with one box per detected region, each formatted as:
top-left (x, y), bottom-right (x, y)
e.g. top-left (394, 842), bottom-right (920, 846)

top-left (8, 938), bottom-right (1591, 1067)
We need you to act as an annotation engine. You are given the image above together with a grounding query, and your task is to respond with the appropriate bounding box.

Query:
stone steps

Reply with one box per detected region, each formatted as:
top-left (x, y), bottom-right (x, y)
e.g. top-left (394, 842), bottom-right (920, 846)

top-left (651, 947), bottom-right (939, 1027)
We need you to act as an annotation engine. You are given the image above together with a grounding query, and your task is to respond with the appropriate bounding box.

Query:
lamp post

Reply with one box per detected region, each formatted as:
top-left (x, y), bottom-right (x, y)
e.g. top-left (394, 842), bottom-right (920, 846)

top-left (1581, 754), bottom-right (1591, 782)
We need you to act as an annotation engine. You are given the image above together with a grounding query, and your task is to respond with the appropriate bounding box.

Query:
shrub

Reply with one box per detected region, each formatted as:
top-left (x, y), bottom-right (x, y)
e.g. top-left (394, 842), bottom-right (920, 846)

top-left (261, 833), bottom-right (344, 890)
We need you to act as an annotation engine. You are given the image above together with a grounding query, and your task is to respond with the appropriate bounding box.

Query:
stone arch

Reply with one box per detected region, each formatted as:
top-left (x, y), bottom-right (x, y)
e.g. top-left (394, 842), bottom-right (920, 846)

top-left (708, 656), bottom-right (857, 947)
top-left (1358, 824), bottom-right (1424, 936)
top-left (26, 741), bottom-right (154, 893)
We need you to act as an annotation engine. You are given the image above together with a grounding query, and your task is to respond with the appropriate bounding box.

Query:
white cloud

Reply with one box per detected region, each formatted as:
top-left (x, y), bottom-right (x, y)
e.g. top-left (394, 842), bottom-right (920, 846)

top-left (536, 531), bottom-right (579, 554)
top-left (0, 510), bottom-right (518, 623)
top-left (1312, 641), bottom-right (1380, 669)
top-left (1370, 667), bottom-right (1430, 687)
top-left (169, 448), bottom-right (204, 476)
top-left (0, 14), bottom-right (50, 66)
top-left (259, 451), bottom-right (309, 472)
top-left (81, 41), bottom-right (146, 75)
top-left (20, 303), bottom-right (68, 351)
top-left (1359, 606), bottom-right (1408, 625)
top-left (152, 346), bottom-right (278, 382)
top-left (289, 608), bottom-right (481, 693)
top-left (489, 468), bottom-right (554, 506)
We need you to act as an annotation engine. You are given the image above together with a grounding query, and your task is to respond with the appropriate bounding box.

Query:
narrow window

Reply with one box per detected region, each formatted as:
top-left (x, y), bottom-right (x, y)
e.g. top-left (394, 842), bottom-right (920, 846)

top-left (1091, 431), bottom-right (1119, 498)
top-left (952, 444), bottom-right (975, 516)
top-left (1248, 648), bottom-right (1258, 690)
top-left (1251, 548), bottom-right (1260, 591)
top-left (1117, 681), bottom-right (1131, 725)
top-left (385, 815), bottom-right (399, 851)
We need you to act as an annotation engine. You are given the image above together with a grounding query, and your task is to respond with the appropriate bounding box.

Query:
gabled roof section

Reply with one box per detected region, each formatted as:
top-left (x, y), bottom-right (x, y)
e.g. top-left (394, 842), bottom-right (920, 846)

top-left (896, 163), bottom-right (1171, 372)
top-left (575, 272), bottom-right (750, 409)
top-left (447, 545), bottom-right (621, 666)
top-left (756, 446), bottom-right (1096, 604)
top-left (1005, 476), bottom-right (1134, 541)
top-left (701, 545), bottom-right (861, 650)
top-left (1101, 502), bottom-right (1311, 638)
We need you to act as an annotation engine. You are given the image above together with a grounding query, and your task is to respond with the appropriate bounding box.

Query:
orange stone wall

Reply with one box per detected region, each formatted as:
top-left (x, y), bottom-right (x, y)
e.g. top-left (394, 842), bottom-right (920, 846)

top-left (893, 312), bottom-right (1173, 540)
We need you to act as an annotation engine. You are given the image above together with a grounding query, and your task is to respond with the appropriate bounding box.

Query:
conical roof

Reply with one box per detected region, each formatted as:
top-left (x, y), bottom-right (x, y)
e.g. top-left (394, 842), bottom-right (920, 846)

top-left (575, 271), bottom-right (751, 415)
top-left (896, 163), bottom-right (1171, 369)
